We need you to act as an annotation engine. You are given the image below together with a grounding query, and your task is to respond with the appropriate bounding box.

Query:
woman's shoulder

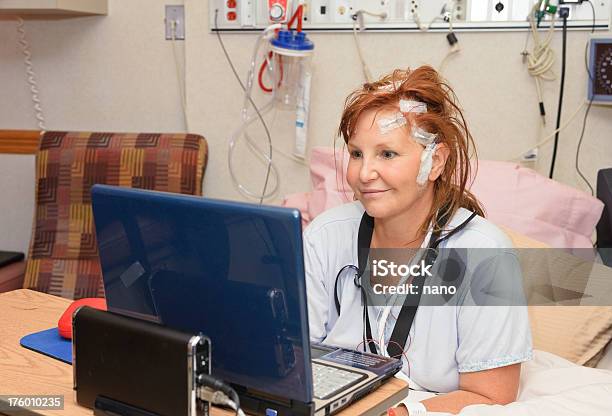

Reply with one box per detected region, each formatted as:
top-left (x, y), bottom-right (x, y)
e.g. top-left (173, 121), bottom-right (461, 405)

top-left (444, 208), bottom-right (514, 249)
top-left (303, 201), bottom-right (364, 239)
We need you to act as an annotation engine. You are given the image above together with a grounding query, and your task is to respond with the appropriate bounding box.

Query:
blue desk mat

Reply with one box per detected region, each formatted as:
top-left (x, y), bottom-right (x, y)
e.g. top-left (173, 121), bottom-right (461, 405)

top-left (20, 328), bottom-right (72, 364)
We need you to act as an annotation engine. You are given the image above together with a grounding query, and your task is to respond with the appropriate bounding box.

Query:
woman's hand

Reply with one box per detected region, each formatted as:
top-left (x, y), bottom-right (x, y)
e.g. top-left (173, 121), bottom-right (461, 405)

top-left (388, 363), bottom-right (521, 415)
top-left (387, 406), bottom-right (408, 416)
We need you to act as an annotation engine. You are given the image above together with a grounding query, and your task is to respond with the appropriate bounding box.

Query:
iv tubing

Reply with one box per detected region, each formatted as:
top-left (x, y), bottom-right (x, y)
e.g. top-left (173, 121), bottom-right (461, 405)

top-left (228, 24), bottom-right (282, 200)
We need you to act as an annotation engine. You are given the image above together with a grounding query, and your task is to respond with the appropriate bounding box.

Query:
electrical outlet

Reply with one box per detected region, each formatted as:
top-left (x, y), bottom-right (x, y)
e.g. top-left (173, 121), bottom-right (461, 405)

top-left (165, 5), bottom-right (185, 40)
top-left (521, 148), bottom-right (538, 162)
top-left (301, 1), bottom-right (310, 22)
top-left (241, 0), bottom-right (256, 26)
top-left (333, 0), bottom-right (354, 23)
top-left (454, 0), bottom-right (466, 21)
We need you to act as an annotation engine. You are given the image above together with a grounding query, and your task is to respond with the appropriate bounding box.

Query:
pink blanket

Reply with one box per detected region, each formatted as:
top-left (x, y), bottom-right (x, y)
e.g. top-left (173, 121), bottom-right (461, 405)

top-left (282, 147), bottom-right (603, 249)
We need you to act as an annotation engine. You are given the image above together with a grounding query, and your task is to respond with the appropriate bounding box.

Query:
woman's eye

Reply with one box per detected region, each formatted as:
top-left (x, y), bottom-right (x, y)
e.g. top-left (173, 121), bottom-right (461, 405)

top-left (350, 150), bottom-right (363, 159)
top-left (381, 150), bottom-right (398, 160)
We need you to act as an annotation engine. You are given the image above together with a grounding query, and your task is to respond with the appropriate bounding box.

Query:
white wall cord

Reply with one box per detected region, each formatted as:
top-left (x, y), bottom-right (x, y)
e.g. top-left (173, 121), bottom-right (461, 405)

top-left (438, 1), bottom-right (460, 75)
top-left (439, 44), bottom-right (460, 75)
top-left (522, 2), bottom-right (557, 125)
top-left (170, 20), bottom-right (190, 133)
top-left (413, 1), bottom-right (454, 31)
top-left (511, 3), bottom-right (596, 164)
top-left (508, 101), bottom-right (587, 162)
top-left (16, 17), bottom-right (46, 131)
top-left (352, 9), bottom-right (387, 83)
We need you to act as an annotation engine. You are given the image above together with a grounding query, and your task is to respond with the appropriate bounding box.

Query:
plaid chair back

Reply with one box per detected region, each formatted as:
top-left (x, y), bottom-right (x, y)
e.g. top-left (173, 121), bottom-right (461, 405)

top-left (23, 131), bottom-right (208, 299)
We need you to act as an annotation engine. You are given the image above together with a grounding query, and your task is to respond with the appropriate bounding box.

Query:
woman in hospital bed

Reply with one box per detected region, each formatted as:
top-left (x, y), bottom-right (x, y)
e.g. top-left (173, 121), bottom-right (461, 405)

top-left (303, 65), bottom-right (533, 415)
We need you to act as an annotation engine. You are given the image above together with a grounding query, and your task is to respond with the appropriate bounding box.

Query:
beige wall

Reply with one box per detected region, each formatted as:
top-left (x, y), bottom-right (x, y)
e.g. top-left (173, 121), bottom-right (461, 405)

top-left (0, 0), bottom-right (611, 255)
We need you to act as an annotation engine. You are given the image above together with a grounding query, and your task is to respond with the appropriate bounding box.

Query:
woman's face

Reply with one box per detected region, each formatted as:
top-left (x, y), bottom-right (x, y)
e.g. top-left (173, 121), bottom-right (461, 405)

top-left (346, 108), bottom-right (429, 220)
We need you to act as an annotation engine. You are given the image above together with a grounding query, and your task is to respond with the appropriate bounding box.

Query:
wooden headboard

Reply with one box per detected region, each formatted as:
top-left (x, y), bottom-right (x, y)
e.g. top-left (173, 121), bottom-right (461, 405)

top-left (0, 130), bottom-right (42, 154)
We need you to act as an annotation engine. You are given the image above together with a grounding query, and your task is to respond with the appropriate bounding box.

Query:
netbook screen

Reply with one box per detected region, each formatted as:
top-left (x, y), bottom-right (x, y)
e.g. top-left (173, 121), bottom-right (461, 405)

top-left (92, 185), bottom-right (313, 403)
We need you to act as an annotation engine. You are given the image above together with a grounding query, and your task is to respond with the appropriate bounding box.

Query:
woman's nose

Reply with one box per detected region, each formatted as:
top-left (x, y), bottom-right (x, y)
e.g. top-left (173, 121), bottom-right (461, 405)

top-left (359, 158), bottom-right (379, 182)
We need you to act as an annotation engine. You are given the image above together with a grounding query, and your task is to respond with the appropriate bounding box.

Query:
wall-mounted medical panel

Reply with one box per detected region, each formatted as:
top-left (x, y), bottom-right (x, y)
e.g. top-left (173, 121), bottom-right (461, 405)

top-left (588, 37), bottom-right (612, 105)
top-left (0, 0), bottom-right (107, 16)
top-left (209, 0), bottom-right (610, 32)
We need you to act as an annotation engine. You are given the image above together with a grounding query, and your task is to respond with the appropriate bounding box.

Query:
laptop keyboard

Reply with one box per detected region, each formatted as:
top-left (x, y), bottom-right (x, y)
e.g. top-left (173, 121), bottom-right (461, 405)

top-left (312, 362), bottom-right (365, 400)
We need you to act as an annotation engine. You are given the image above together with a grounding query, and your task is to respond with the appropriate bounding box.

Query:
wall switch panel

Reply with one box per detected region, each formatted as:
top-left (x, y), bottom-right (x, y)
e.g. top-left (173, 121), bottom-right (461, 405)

top-left (209, 0), bottom-right (610, 32)
top-left (165, 5), bottom-right (185, 40)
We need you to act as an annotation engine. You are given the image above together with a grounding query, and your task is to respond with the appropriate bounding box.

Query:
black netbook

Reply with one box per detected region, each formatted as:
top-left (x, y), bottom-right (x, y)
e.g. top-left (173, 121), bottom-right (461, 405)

top-left (92, 185), bottom-right (403, 416)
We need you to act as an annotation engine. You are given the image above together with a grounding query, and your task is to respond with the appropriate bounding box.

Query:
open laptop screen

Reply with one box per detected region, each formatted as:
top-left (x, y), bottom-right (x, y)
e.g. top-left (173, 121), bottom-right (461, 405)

top-left (91, 185), bottom-right (313, 403)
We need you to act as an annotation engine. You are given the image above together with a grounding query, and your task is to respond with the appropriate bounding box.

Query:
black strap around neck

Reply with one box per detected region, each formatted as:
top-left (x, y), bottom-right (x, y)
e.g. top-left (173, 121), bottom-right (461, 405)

top-left (356, 213), bottom-right (377, 354)
top-left (356, 208), bottom-right (476, 358)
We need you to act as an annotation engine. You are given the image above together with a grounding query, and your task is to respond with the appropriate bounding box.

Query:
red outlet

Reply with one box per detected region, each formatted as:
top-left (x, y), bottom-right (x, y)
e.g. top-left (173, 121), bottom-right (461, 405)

top-left (268, 0), bottom-right (289, 22)
top-left (226, 0), bottom-right (236, 8)
top-left (227, 11), bottom-right (237, 20)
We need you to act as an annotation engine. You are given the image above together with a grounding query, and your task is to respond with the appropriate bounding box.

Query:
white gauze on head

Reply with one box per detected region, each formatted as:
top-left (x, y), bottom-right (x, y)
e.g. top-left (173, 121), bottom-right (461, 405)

top-left (372, 93), bottom-right (437, 185)
top-left (377, 112), bottom-right (407, 134)
top-left (399, 99), bottom-right (427, 114)
top-left (412, 126), bottom-right (438, 186)
top-left (375, 99), bottom-right (427, 135)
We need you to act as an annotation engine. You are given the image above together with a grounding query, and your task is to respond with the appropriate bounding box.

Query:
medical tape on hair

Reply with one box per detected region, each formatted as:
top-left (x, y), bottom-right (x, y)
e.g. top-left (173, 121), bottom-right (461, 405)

top-left (411, 126), bottom-right (437, 146)
top-left (377, 112), bottom-right (407, 134)
top-left (377, 80), bottom-right (403, 92)
top-left (416, 142), bottom-right (437, 186)
top-left (399, 99), bottom-right (427, 114)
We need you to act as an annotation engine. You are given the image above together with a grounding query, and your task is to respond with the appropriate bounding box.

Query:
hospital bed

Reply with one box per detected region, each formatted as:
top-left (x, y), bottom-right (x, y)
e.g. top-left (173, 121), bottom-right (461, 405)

top-left (282, 147), bottom-right (612, 415)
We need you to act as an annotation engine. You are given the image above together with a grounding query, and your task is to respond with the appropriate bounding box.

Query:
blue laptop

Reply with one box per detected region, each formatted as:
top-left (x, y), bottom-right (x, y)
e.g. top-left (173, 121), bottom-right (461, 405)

top-left (91, 185), bottom-right (402, 416)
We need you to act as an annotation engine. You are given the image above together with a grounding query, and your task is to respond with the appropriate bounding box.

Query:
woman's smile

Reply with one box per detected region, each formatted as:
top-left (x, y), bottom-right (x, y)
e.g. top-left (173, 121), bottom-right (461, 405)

top-left (360, 188), bottom-right (391, 199)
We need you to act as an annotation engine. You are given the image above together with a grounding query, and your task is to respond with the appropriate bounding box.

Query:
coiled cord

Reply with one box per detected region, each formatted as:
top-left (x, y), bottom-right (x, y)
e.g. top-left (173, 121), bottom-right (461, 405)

top-left (522, 2), bottom-right (557, 125)
top-left (16, 17), bottom-right (46, 130)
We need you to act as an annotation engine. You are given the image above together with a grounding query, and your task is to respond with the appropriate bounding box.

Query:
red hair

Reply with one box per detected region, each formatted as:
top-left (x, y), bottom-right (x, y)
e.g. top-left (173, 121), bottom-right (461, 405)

top-left (338, 66), bottom-right (484, 234)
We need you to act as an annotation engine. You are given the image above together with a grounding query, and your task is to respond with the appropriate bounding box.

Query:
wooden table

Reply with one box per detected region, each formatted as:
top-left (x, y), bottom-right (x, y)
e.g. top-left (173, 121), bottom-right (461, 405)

top-left (0, 290), bottom-right (408, 416)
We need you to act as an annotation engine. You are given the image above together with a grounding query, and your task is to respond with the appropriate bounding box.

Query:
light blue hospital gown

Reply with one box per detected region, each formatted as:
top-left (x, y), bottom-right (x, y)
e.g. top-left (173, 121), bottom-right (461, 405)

top-left (304, 201), bottom-right (533, 393)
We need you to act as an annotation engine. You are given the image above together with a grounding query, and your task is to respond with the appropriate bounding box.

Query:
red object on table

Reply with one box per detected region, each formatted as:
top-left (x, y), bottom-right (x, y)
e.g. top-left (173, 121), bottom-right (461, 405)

top-left (57, 298), bottom-right (107, 339)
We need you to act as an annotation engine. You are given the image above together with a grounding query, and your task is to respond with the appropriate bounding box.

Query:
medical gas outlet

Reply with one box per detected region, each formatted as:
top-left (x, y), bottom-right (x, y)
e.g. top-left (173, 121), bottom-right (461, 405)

top-left (269, 0), bottom-right (290, 22)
